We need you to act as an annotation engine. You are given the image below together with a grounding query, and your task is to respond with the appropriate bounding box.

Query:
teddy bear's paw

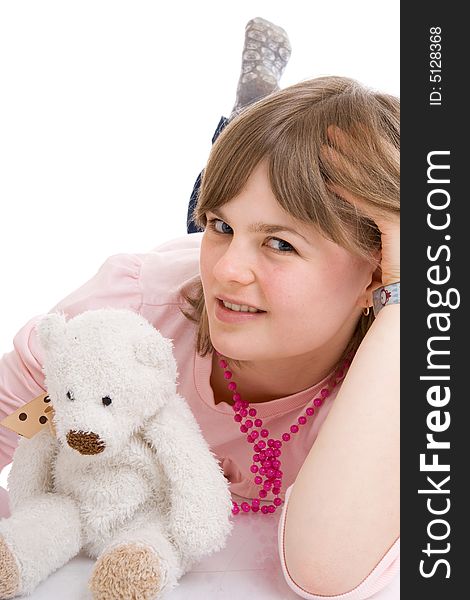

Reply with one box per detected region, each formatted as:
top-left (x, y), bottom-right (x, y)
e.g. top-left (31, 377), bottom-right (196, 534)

top-left (0, 536), bottom-right (20, 599)
top-left (89, 543), bottom-right (164, 600)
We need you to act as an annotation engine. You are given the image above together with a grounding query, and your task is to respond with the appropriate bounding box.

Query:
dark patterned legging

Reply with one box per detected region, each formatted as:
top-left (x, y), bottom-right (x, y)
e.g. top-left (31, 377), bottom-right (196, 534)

top-left (186, 116), bottom-right (229, 234)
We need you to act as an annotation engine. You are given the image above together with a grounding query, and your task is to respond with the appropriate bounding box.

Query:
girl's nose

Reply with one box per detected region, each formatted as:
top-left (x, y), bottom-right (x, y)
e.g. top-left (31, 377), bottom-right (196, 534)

top-left (212, 243), bottom-right (256, 286)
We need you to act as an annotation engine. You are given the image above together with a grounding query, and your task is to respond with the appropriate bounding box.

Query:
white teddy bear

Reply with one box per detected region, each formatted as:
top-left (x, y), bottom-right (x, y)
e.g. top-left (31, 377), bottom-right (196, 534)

top-left (0, 308), bottom-right (233, 599)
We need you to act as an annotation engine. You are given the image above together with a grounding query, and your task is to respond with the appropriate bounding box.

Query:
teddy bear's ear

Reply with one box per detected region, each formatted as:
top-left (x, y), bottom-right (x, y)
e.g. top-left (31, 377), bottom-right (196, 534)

top-left (134, 332), bottom-right (175, 373)
top-left (36, 312), bottom-right (67, 351)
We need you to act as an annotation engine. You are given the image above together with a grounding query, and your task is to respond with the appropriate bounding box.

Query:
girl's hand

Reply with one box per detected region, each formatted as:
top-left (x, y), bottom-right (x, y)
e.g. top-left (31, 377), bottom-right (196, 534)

top-left (323, 126), bottom-right (400, 288)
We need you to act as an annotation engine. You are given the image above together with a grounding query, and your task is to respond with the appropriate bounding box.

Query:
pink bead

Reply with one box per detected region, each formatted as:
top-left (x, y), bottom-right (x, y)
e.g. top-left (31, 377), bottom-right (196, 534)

top-left (274, 498), bottom-right (282, 506)
top-left (271, 460), bottom-right (280, 469)
top-left (224, 370), bottom-right (232, 379)
top-left (233, 393), bottom-right (241, 402)
top-left (258, 441), bottom-right (266, 449)
top-left (273, 449), bottom-right (281, 457)
top-left (250, 465), bottom-right (259, 473)
top-left (249, 408), bottom-right (257, 416)
top-left (290, 425), bottom-right (299, 434)
top-left (241, 502), bottom-right (250, 513)
top-left (234, 401), bottom-right (242, 411)
top-left (240, 409), bottom-right (248, 417)
top-left (245, 420), bottom-right (253, 429)
top-left (234, 414), bottom-right (242, 422)
top-left (298, 416), bottom-right (307, 425)
top-left (259, 467), bottom-right (266, 475)
top-left (272, 487), bottom-right (281, 495)
top-left (252, 498), bottom-right (260, 507)
top-left (228, 382), bottom-right (237, 391)
top-left (254, 419), bottom-right (263, 427)
top-left (268, 505), bottom-right (276, 513)
top-left (264, 449), bottom-right (273, 458)
top-left (232, 504), bottom-right (240, 515)
top-left (262, 460), bottom-right (272, 469)
top-left (241, 401), bottom-right (249, 409)
top-left (277, 470), bottom-right (283, 478)
top-left (260, 429), bottom-right (269, 438)
top-left (246, 434), bottom-right (254, 443)
top-left (253, 454), bottom-right (260, 462)
top-left (259, 489), bottom-right (267, 498)
top-left (282, 433), bottom-right (291, 442)
top-left (313, 398), bottom-right (322, 407)
top-left (306, 407), bottom-right (315, 416)
top-left (259, 451), bottom-right (266, 460)
top-left (267, 469), bottom-right (276, 478)
top-left (263, 481), bottom-right (272, 491)
top-left (251, 431), bottom-right (259, 439)
top-left (219, 359), bottom-right (227, 368)
top-left (268, 439), bottom-right (276, 447)
top-left (251, 505), bottom-right (260, 512)
top-left (261, 505), bottom-right (269, 514)
top-left (254, 475), bottom-right (263, 484)
top-left (274, 479), bottom-right (282, 487)
top-left (240, 425), bottom-right (248, 433)
top-left (253, 444), bottom-right (261, 452)
top-left (321, 388), bottom-right (330, 398)
top-left (274, 441), bottom-right (282, 449)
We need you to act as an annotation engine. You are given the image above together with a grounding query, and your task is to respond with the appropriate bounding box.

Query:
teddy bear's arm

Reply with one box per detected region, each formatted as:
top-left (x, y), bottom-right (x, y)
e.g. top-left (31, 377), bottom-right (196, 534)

top-left (143, 394), bottom-right (233, 563)
top-left (7, 429), bottom-right (58, 511)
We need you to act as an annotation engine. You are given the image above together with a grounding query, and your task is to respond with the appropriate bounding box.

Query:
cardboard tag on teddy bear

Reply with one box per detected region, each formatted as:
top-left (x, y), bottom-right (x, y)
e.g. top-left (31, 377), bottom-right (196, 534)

top-left (0, 392), bottom-right (56, 439)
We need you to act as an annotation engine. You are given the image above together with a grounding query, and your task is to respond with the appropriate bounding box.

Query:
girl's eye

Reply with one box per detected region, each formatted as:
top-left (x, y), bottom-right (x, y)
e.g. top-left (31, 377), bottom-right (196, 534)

top-left (207, 217), bottom-right (232, 234)
top-left (266, 238), bottom-right (295, 253)
top-left (207, 219), bottom-right (296, 254)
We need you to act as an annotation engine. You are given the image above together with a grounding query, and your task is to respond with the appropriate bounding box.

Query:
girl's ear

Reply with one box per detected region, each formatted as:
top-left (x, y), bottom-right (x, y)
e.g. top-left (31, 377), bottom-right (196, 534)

top-left (363, 264), bottom-right (383, 309)
top-left (36, 312), bottom-right (67, 351)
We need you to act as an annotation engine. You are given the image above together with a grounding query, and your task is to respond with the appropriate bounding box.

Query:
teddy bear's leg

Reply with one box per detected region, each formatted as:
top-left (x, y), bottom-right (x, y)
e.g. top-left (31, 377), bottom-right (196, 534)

top-left (0, 493), bottom-right (81, 598)
top-left (89, 514), bottom-right (182, 600)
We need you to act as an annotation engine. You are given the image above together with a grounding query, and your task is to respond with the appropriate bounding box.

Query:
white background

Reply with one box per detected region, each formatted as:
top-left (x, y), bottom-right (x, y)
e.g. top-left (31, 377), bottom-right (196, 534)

top-left (0, 0), bottom-right (399, 354)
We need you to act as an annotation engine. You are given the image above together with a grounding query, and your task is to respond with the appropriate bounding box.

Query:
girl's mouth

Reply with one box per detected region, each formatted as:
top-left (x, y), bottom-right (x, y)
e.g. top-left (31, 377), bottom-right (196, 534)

top-left (215, 298), bottom-right (267, 323)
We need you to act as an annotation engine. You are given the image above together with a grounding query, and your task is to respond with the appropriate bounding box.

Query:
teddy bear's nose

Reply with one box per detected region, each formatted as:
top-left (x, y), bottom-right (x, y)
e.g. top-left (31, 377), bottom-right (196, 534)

top-left (66, 430), bottom-right (106, 455)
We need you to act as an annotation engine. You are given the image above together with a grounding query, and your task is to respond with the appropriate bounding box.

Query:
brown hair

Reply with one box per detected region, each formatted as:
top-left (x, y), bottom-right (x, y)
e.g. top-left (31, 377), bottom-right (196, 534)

top-left (181, 76), bottom-right (399, 368)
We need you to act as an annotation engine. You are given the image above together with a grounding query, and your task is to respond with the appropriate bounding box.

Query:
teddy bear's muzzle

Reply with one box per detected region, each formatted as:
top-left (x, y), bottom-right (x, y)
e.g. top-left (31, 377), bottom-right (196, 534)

top-left (66, 430), bottom-right (106, 455)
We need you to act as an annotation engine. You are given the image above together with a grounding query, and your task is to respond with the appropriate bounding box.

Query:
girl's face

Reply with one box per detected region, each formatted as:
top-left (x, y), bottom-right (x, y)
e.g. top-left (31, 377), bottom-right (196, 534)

top-left (200, 161), bottom-right (375, 366)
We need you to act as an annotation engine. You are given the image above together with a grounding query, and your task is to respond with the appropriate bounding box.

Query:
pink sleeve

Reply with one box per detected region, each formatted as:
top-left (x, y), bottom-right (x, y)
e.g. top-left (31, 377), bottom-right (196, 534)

top-left (0, 253), bottom-right (143, 473)
top-left (278, 484), bottom-right (400, 599)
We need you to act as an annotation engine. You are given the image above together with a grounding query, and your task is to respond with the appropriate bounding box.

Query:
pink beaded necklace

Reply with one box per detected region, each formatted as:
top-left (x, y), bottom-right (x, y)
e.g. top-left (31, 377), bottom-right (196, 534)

top-left (216, 351), bottom-right (353, 516)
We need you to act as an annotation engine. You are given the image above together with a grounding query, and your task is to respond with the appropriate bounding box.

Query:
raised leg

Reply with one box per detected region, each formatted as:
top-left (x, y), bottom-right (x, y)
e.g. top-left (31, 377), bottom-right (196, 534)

top-left (186, 17), bottom-right (291, 234)
top-left (0, 493), bottom-right (81, 598)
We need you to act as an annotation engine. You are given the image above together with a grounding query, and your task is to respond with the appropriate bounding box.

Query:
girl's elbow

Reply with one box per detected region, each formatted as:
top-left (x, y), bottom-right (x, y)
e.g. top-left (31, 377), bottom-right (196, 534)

top-left (284, 543), bottom-right (390, 598)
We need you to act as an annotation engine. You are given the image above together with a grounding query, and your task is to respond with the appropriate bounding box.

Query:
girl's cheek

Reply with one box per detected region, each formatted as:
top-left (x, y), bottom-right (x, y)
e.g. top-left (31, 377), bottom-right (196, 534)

top-left (261, 270), bottom-right (302, 310)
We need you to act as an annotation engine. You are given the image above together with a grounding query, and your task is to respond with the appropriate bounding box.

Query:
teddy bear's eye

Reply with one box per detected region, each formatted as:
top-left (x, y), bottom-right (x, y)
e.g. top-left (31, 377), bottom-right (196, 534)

top-left (102, 396), bottom-right (112, 407)
top-left (66, 390), bottom-right (74, 401)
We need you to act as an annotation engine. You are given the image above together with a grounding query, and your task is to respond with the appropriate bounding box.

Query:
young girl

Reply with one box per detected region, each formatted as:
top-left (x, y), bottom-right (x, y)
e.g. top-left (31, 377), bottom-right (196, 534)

top-left (0, 19), bottom-right (399, 600)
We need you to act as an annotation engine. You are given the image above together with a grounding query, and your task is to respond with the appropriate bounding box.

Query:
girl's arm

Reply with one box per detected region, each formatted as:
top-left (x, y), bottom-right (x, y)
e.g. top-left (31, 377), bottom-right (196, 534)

top-left (283, 303), bottom-right (399, 596)
top-left (284, 126), bottom-right (400, 596)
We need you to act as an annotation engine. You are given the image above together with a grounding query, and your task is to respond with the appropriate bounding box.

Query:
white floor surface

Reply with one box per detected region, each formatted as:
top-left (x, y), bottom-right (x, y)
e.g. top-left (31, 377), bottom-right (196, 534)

top-left (1, 487), bottom-right (399, 599)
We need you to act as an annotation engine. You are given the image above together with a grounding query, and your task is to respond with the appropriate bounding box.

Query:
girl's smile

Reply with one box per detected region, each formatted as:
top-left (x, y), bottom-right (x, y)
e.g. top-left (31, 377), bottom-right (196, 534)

top-left (214, 297), bottom-right (267, 324)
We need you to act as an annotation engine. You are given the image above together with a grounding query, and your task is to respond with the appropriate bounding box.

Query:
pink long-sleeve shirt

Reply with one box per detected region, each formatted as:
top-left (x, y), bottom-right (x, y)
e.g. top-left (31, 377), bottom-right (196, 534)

top-left (0, 232), bottom-right (399, 598)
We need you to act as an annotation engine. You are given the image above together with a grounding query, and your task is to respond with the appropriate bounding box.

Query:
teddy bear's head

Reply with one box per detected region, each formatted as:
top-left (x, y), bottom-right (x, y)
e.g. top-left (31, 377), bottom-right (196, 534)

top-left (36, 309), bottom-right (178, 459)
